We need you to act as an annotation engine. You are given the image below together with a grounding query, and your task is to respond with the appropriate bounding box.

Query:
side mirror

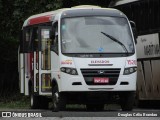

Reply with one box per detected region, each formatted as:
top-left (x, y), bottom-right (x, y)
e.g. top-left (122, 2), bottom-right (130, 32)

top-left (49, 30), bottom-right (55, 39)
top-left (50, 21), bottom-right (58, 55)
top-left (50, 44), bottom-right (58, 55)
top-left (130, 21), bottom-right (138, 44)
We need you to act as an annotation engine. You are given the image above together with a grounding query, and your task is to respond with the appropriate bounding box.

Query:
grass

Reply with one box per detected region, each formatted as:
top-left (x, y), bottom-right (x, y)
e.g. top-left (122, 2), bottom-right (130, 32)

top-left (66, 104), bottom-right (86, 109)
top-left (0, 93), bottom-right (30, 109)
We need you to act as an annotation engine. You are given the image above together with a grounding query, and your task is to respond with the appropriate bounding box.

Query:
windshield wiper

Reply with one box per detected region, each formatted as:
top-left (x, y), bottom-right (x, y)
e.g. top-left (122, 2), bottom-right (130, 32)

top-left (101, 31), bottom-right (128, 54)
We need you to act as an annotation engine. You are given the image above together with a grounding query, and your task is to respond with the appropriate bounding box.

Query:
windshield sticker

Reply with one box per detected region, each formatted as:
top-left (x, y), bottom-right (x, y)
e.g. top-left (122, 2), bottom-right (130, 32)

top-left (98, 47), bottom-right (104, 52)
top-left (61, 60), bottom-right (72, 65)
top-left (62, 25), bottom-right (66, 30)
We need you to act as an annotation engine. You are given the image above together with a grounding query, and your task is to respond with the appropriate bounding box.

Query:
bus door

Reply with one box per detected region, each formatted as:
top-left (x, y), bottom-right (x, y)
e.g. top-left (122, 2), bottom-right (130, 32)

top-left (34, 26), bottom-right (52, 95)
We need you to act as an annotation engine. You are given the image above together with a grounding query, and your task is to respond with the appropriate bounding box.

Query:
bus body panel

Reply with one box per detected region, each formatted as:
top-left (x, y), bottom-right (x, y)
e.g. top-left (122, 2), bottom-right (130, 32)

top-left (136, 33), bottom-right (160, 100)
top-left (24, 53), bottom-right (30, 95)
top-left (19, 53), bottom-right (25, 94)
top-left (59, 72), bottom-right (136, 92)
top-left (58, 55), bottom-right (137, 92)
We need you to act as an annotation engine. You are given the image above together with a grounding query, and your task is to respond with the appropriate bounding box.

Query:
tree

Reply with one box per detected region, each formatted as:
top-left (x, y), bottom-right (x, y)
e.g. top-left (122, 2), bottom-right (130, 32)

top-left (0, 0), bottom-right (63, 96)
top-left (0, 0), bottom-right (111, 96)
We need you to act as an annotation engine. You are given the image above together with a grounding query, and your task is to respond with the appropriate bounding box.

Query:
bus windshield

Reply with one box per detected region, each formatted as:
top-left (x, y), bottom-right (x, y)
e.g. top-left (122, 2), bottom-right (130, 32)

top-left (61, 16), bottom-right (134, 54)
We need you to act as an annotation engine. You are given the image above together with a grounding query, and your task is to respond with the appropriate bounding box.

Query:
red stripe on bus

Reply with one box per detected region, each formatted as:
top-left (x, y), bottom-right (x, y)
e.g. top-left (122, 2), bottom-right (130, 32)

top-left (29, 15), bottom-right (52, 25)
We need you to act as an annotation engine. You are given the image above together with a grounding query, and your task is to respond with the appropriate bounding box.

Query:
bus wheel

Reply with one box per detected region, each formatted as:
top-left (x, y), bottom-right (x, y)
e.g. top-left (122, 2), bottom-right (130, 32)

top-left (120, 92), bottom-right (135, 111)
top-left (29, 86), bottom-right (40, 109)
top-left (52, 85), bottom-right (66, 112)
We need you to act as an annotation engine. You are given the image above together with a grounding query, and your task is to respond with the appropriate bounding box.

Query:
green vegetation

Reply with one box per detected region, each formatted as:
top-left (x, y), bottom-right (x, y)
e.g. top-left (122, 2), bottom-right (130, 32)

top-left (0, 0), bottom-right (111, 106)
top-left (66, 104), bottom-right (86, 109)
top-left (0, 93), bottom-right (29, 109)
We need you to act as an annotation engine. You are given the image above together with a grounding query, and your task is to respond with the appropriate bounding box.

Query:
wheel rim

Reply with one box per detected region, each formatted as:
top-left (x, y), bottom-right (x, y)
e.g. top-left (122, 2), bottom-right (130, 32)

top-left (53, 92), bottom-right (59, 109)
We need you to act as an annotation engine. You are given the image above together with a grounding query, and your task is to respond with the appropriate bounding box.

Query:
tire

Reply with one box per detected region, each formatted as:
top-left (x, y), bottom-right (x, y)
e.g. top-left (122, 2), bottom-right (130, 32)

top-left (135, 92), bottom-right (146, 108)
top-left (86, 104), bottom-right (104, 111)
top-left (120, 92), bottom-right (135, 111)
top-left (29, 85), bottom-right (49, 109)
top-left (52, 85), bottom-right (66, 112)
top-left (29, 85), bottom-right (40, 109)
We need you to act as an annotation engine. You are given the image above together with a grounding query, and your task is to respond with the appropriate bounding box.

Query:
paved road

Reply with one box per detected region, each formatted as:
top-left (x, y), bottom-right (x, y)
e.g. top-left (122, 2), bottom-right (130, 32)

top-left (1, 106), bottom-right (160, 119)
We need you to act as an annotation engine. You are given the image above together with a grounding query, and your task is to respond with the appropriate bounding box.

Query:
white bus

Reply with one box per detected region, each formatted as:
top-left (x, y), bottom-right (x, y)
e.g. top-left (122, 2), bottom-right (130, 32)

top-left (18, 5), bottom-right (137, 111)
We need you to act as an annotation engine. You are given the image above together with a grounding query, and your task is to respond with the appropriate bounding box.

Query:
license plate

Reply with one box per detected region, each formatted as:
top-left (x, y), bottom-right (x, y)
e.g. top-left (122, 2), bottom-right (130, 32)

top-left (94, 77), bottom-right (109, 83)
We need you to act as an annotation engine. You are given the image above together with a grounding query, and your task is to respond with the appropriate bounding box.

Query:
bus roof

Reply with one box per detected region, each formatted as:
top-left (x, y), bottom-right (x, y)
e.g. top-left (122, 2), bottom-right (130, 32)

top-left (23, 6), bottom-right (124, 27)
top-left (23, 8), bottom-right (67, 27)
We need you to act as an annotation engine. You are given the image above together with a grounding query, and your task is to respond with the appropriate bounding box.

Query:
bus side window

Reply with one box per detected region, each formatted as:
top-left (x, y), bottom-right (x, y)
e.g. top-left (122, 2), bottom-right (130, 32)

top-left (32, 28), bottom-right (38, 51)
top-left (23, 28), bottom-right (31, 52)
top-left (51, 22), bottom-right (58, 55)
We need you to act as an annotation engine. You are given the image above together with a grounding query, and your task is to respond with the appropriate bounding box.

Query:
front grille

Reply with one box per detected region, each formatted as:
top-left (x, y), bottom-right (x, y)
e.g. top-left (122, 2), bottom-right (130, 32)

top-left (81, 68), bottom-right (121, 85)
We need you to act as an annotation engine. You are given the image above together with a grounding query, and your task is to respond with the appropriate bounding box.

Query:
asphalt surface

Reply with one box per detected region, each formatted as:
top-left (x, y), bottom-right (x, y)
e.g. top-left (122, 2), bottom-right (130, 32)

top-left (0, 105), bottom-right (160, 119)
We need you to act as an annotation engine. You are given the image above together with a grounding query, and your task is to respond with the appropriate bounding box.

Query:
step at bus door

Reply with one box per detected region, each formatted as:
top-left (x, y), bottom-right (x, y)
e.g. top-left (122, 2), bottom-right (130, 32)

top-left (37, 26), bottom-right (52, 96)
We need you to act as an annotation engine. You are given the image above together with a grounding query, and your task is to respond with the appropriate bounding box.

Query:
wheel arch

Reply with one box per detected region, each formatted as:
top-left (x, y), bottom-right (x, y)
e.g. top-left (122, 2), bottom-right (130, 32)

top-left (51, 78), bottom-right (58, 90)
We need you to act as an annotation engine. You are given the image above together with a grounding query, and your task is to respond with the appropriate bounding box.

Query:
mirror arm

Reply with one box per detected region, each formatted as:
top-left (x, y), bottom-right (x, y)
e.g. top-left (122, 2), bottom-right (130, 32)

top-left (50, 21), bottom-right (58, 39)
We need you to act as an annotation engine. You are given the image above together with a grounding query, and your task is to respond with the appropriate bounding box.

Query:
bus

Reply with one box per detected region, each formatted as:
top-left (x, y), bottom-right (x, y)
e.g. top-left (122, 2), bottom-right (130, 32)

top-left (109, 0), bottom-right (160, 105)
top-left (18, 5), bottom-right (137, 111)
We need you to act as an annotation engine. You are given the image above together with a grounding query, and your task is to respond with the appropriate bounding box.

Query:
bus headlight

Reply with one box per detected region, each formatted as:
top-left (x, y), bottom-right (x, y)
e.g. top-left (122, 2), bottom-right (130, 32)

top-left (60, 67), bottom-right (78, 75)
top-left (123, 67), bottom-right (137, 75)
